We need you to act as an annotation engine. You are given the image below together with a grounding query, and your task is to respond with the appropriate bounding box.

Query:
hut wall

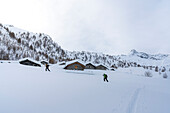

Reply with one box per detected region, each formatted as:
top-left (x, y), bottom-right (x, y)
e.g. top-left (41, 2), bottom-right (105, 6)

top-left (96, 66), bottom-right (107, 70)
top-left (66, 64), bottom-right (84, 70)
top-left (85, 65), bottom-right (96, 69)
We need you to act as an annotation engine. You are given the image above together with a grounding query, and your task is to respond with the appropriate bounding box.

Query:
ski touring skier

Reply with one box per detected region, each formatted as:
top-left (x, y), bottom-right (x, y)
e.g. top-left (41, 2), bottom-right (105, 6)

top-left (45, 63), bottom-right (50, 72)
top-left (103, 73), bottom-right (109, 82)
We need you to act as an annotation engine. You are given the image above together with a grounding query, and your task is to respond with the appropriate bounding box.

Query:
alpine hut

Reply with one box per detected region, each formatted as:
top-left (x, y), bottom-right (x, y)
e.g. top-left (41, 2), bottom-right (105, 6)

top-left (59, 61), bottom-right (66, 65)
top-left (96, 65), bottom-right (108, 70)
top-left (111, 64), bottom-right (118, 69)
top-left (64, 61), bottom-right (85, 70)
top-left (85, 63), bottom-right (96, 69)
top-left (41, 61), bottom-right (48, 65)
top-left (19, 58), bottom-right (41, 67)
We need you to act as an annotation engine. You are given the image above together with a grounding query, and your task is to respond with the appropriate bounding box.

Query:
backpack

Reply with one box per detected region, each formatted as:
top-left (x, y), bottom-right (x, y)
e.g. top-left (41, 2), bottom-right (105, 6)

top-left (103, 74), bottom-right (107, 78)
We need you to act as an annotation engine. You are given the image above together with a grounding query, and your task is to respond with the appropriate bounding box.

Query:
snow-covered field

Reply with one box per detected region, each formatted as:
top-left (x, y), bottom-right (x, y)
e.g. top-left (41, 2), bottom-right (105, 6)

top-left (0, 62), bottom-right (170, 113)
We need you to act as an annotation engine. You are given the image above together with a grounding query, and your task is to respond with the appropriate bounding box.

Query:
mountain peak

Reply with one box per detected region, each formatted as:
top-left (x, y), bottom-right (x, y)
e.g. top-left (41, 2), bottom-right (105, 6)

top-left (129, 49), bottom-right (151, 59)
top-left (128, 49), bottom-right (169, 60)
top-left (129, 49), bottom-right (138, 55)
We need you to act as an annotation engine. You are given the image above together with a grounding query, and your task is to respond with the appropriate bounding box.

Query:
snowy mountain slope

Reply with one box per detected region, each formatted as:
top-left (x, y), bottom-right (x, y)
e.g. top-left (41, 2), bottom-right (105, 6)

top-left (0, 62), bottom-right (170, 113)
top-left (0, 23), bottom-right (170, 69)
top-left (120, 49), bottom-right (170, 69)
top-left (0, 23), bottom-right (120, 66)
top-left (129, 49), bottom-right (169, 60)
top-left (0, 24), bottom-right (66, 63)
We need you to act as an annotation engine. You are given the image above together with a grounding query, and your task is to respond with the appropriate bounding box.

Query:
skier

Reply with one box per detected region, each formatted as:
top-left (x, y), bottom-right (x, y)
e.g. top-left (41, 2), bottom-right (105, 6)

top-left (103, 73), bottom-right (109, 82)
top-left (45, 63), bottom-right (50, 72)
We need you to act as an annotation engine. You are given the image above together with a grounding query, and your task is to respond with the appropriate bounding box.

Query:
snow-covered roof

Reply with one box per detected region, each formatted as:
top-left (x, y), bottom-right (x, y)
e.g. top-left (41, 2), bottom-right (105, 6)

top-left (19, 58), bottom-right (41, 65)
top-left (65, 60), bottom-right (86, 66)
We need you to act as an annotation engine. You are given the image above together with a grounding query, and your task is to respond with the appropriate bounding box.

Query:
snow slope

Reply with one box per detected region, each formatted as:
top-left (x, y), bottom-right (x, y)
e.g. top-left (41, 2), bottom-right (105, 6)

top-left (120, 49), bottom-right (170, 67)
top-left (0, 62), bottom-right (170, 113)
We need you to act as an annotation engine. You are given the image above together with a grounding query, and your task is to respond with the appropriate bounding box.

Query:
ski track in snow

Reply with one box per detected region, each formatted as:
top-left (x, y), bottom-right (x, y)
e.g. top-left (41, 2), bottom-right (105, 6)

top-left (126, 87), bottom-right (143, 113)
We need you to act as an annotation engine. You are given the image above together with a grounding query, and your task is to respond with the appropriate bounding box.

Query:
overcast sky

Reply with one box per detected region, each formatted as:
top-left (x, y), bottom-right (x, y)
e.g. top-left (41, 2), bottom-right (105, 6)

top-left (1, 0), bottom-right (170, 55)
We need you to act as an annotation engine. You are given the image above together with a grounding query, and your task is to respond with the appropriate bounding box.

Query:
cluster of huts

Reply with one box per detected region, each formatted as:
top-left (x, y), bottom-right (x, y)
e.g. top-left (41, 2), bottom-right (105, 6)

top-left (5, 58), bottom-right (170, 72)
top-left (18, 58), bottom-right (110, 71)
top-left (63, 61), bottom-right (109, 71)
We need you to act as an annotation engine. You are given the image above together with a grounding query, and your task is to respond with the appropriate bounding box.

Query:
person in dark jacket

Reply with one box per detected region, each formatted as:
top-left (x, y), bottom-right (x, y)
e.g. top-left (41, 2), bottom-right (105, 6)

top-left (103, 73), bottom-right (109, 82)
top-left (45, 64), bottom-right (50, 71)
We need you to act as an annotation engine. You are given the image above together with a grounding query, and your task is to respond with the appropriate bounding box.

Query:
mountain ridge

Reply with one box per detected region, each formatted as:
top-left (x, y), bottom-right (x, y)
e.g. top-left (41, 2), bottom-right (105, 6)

top-left (0, 23), bottom-right (169, 68)
top-left (129, 49), bottom-right (169, 60)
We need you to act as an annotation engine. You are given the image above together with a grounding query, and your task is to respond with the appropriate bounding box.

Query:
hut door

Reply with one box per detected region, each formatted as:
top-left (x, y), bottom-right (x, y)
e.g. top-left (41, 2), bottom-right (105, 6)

top-left (75, 65), bottom-right (78, 69)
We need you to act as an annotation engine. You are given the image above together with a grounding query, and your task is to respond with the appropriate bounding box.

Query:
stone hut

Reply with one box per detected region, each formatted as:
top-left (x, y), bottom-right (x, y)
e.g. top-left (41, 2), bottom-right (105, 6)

top-left (111, 64), bottom-right (118, 69)
top-left (41, 61), bottom-right (48, 65)
top-left (96, 65), bottom-right (108, 70)
top-left (59, 62), bottom-right (66, 65)
top-left (110, 68), bottom-right (115, 71)
top-left (19, 58), bottom-right (41, 67)
top-left (85, 63), bottom-right (96, 69)
top-left (64, 61), bottom-right (85, 70)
